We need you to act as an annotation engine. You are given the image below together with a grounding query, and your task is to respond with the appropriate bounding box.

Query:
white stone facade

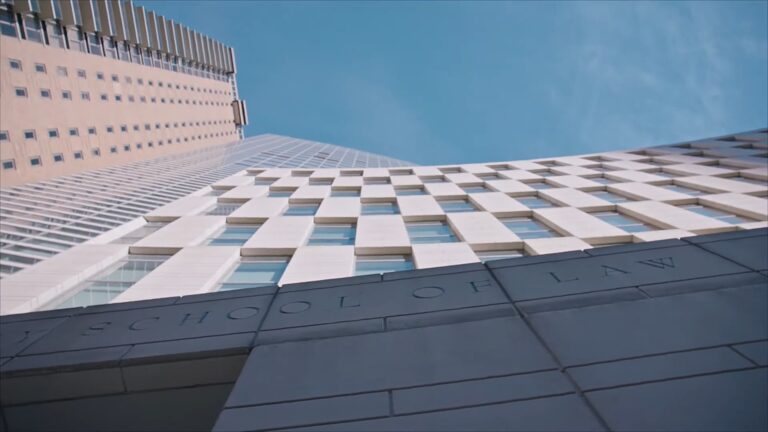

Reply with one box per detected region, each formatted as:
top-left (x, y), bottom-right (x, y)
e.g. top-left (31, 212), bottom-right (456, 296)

top-left (1, 130), bottom-right (766, 315)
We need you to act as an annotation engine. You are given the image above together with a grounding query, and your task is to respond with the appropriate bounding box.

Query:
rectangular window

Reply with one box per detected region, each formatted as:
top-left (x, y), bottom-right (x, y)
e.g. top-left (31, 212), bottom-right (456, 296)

top-left (591, 190), bottom-right (631, 203)
top-left (120, 125), bottom-right (128, 133)
top-left (47, 129), bottom-right (59, 138)
top-left (73, 151), bottom-right (83, 160)
top-left (680, 205), bottom-right (756, 224)
top-left (29, 156), bottom-right (42, 166)
top-left (422, 177), bottom-right (446, 184)
top-left (77, 69), bottom-right (87, 78)
top-left (0, 10), bottom-right (18, 37)
top-left (15, 87), bottom-right (28, 97)
top-left (217, 258), bottom-right (288, 291)
top-left (462, 186), bottom-right (489, 193)
top-left (81, 91), bottom-right (90, 101)
top-left (476, 250), bottom-right (525, 262)
top-left (106, 126), bottom-right (114, 133)
top-left (40, 88), bottom-right (52, 99)
top-left (439, 199), bottom-right (476, 213)
top-left (53, 153), bottom-right (64, 162)
top-left (206, 203), bottom-right (241, 216)
top-left (34, 63), bottom-right (46, 73)
top-left (309, 178), bottom-right (333, 185)
top-left (308, 224), bottom-right (356, 245)
top-left (284, 204), bottom-right (319, 216)
top-left (502, 218), bottom-right (559, 239)
top-left (92, 148), bottom-right (101, 157)
top-left (0, 131), bottom-right (8, 141)
top-left (111, 74), bottom-right (119, 82)
top-left (516, 196), bottom-right (555, 209)
top-left (68, 128), bottom-right (79, 137)
top-left (208, 225), bottom-right (260, 246)
top-left (364, 178), bottom-right (390, 185)
top-left (62, 90), bottom-right (72, 100)
top-left (355, 255), bottom-right (414, 276)
top-left (527, 181), bottom-right (554, 190)
top-left (593, 211), bottom-right (653, 232)
top-left (361, 202), bottom-right (399, 215)
top-left (88, 127), bottom-right (96, 135)
top-left (123, 144), bottom-right (131, 152)
top-left (2, 160), bottom-right (15, 170)
top-left (396, 187), bottom-right (427, 196)
top-left (23, 130), bottom-right (35, 140)
top-left (54, 255), bottom-right (169, 309)
top-left (110, 146), bottom-right (117, 154)
top-left (24, 16), bottom-right (44, 43)
top-left (100, 94), bottom-right (108, 101)
top-left (56, 66), bottom-right (68, 77)
top-left (663, 184), bottom-right (704, 196)
top-left (406, 222), bottom-right (457, 244)
top-left (331, 189), bottom-right (360, 197)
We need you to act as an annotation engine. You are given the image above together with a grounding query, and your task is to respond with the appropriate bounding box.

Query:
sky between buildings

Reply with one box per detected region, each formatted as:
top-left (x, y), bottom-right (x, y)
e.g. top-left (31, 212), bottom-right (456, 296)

top-left (141, 1), bottom-right (767, 165)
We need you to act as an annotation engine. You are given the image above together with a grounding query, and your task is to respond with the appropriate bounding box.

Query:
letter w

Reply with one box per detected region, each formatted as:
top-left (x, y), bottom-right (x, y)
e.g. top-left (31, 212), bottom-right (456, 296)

top-left (637, 257), bottom-right (675, 269)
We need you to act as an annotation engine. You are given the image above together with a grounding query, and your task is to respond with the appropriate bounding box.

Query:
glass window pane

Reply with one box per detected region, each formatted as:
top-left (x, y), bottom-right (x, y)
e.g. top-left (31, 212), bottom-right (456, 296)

top-left (502, 218), bottom-right (558, 239)
top-left (284, 204), bottom-right (319, 216)
top-left (407, 222), bottom-right (457, 244)
top-left (308, 225), bottom-right (356, 245)
top-left (209, 226), bottom-right (259, 246)
top-left (516, 196), bottom-right (554, 209)
top-left (592, 191), bottom-right (630, 203)
top-left (207, 203), bottom-right (241, 216)
top-left (396, 188), bottom-right (426, 196)
top-left (355, 255), bottom-right (414, 275)
top-left (664, 185), bottom-right (704, 196)
top-left (476, 250), bottom-right (524, 261)
top-left (219, 259), bottom-right (288, 291)
top-left (439, 200), bottom-right (475, 213)
top-left (361, 203), bottom-right (399, 215)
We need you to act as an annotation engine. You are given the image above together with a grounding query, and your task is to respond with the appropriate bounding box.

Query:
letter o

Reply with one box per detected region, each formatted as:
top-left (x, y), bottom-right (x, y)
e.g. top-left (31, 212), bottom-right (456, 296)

top-left (280, 301), bottom-right (311, 314)
top-left (227, 306), bottom-right (260, 320)
top-left (412, 286), bottom-right (445, 299)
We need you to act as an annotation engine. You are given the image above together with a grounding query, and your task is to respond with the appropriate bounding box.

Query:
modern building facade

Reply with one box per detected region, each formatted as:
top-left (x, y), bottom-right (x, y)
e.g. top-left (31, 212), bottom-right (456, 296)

top-left (1, 129), bottom-right (765, 315)
top-left (0, 0), bottom-right (247, 186)
top-left (0, 134), bottom-right (411, 277)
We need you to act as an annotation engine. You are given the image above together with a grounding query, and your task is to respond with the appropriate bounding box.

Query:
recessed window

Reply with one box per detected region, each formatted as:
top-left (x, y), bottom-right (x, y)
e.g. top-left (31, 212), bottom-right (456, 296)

top-left (73, 151), bottom-right (83, 160)
top-left (115, 95), bottom-right (122, 102)
top-left (591, 190), bottom-right (631, 203)
top-left (593, 211), bottom-right (653, 232)
top-left (502, 218), bottom-right (559, 239)
top-left (355, 255), bottom-right (414, 276)
top-left (77, 69), bottom-right (86, 78)
top-left (100, 93), bottom-right (108, 101)
top-left (40, 88), bottom-right (52, 99)
top-left (663, 184), bottom-right (704, 196)
top-left (68, 128), bottom-right (79, 136)
top-left (284, 204), bottom-right (319, 216)
top-left (48, 129), bottom-right (59, 138)
top-left (308, 224), bottom-right (356, 245)
top-left (106, 126), bottom-right (114, 133)
top-left (407, 222), bottom-right (457, 244)
top-left (476, 250), bottom-right (525, 262)
top-left (2, 160), bottom-right (15, 170)
top-left (680, 204), bottom-right (756, 224)
top-left (56, 66), bottom-right (68, 77)
top-left (422, 177), bottom-right (446, 184)
top-left (361, 202), bottom-right (399, 215)
top-left (110, 146), bottom-right (118, 154)
top-left (526, 181), bottom-right (554, 190)
top-left (53, 153), bottom-right (64, 162)
top-left (92, 148), bottom-right (101, 157)
top-left (29, 156), bottom-right (42, 167)
top-left (331, 189), bottom-right (360, 197)
top-left (439, 199), bottom-right (476, 213)
top-left (269, 190), bottom-right (293, 198)
top-left (123, 144), bottom-right (130, 151)
top-left (88, 127), bottom-right (97, 135)
top-left (81, 91), bottom-right (90, 101)
top-left (55, 255), bottom-right (169, 308)
top-left (62, 90), bottom-right (72, 100)
top-left (309, 178), bottom-right (333, 185)
top-left (654, 170), bottom-right (679, 178)
top-left (517, 196), bottom-right (556, 209)
top-left (23, 130), bottom-right (36, 140)
top-left (9, 59), bottom-right (21, 70)
top-left (364, 178), bottom-right (390, 185)
top-left (209, 225), bottom-right (259, 246)
top-left (477, 173), bottom-right (500, 180)
top-left (34, 63), bottom-right (46, 73)
top-left (111, 74), bottom-right (119, 82)
top-left (396, 187), bottom-right (427, 196)
top-left (120, 125), bottom-right (128, 133)
top-left (462, 186), bottom-right (489, 194)
top-left (207, 203), bottom-right (241, 216)
top-left (15, 87), bottom-right (27, 97)
top-left (0, 131), bottom-right (8, 141)
top-left (96, 72), bottom-right (104, 80)
top-left (217, 258), bottom-right (289, 291)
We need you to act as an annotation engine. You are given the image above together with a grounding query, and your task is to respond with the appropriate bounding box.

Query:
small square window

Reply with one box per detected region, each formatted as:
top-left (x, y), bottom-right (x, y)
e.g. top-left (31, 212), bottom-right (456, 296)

top-left (30, 157), bottom-right (42, 166)
top-left (88, 127), bottom-right (97, 135)
top-left (110, 146), bottom-right (118, 154)
top-left (0, 131), bottom-right (8, 141)
top-left (136, 143), bottom-right (142, 149)
top-left (111, 74), bottom-right (119, 82)
top-left (517, 196), bottom-right (556, 209)
top-left (62, 90), bottom-right (72, 100)
top-left (24, 130), bottom-right (36, 140)
top-left (137, 78), bottom-right (144, 85)
top-left (476, 250), bottom-right (525, 262)
top-left (69, 128), bottom-right (79, 136)
top-left (48, 129), bottom-right (59, 138)
top-left (40, 89), bottom-right (52, 98)
top-left (56, 66), bottom-right (68, 77)
top-left (217, 258), bottom-right (289, 292)
top-left (92, 148), bottom-right (101, 156)
top-left (34, 63), bottom-right (46, 73)
top-left (2, 160), bottom-right (15, 170)
top-left (120, 125), bottom-right (128, 133)
top-left (81, 91), bottom-right (90, 100)
top-left (123, 144), bottom-right (131, 151)
top-left (73, 151), bottom-right (83, 160)
top-left (133, 125), bottom-right (140, 131)
top-left (284, 204), bottom-right (319, 216)
top-left (9, 59), bottom-right (22, 70)
top-left (100, 94), bottom-right (108, 101)
top-left (96, 72), bottom-right (104, 80)
top-left (106, 126), bottom-right (114, 133)
top-left (115, 95), bottom-right (122, 102)
top-left (77, 69), bottom-right (86, 78)
top-left (208, 225), bottom-right (260, 246)
top-left (53, 153), bottom-right (64, 162)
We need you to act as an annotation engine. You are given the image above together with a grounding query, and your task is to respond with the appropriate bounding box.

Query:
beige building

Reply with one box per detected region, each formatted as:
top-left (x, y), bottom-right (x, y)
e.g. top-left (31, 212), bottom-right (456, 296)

top-left (0, 0), bottom-right (247, 186)
top-left (1, 129), bottom-right (765, 315)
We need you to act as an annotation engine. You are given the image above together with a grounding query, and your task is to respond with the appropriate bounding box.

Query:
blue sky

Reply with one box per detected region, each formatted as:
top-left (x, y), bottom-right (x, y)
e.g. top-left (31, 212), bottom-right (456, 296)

top-left (142, 1), bottom-right (767, 165)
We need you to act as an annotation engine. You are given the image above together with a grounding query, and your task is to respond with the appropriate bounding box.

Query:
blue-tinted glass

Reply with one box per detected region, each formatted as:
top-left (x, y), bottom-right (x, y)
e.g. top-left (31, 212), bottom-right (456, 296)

top-left (462, 186), bottom-right (489, 193)
top-left (592, 191), bottom-right (630, 203)
top-left (527, 181), bottom-right (553, 190)
top-left (308, 225), bottom-right (356, 245)
top-left (682, 205), bottom-right (753, 224)
top-left (361, 203), bottom-right (399, 215)
top-left (503, 218), bottom-right (557, 239)
top-left (476, 250), bottom-right (524, 261)
top-left (209, 226), bottom-right (259, 246)
top-left (594, 212), bottom-right (651, 232)
top-left (407, 223), bottom-right (457, 243)
top-left (207, 203), bottom-right (241, 216)
top-left (396, 188), bottom-right (426, 196)
top-left (331, 190), bottom-right (360, 197)
top-left (517, 197), bottom-right (554, 208)
top-left (269, 191), bottom-right (292, 198)
top-left (664, 185), bottom-right (704, 196)
top-left (219, 260), bottom-right (287, 291)
top-left (284, 204), bottom-right (319, 216)
top-left (439, 200), bottom-right (475, 213)
top-left (355, 256), bottom-right (414, 275)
